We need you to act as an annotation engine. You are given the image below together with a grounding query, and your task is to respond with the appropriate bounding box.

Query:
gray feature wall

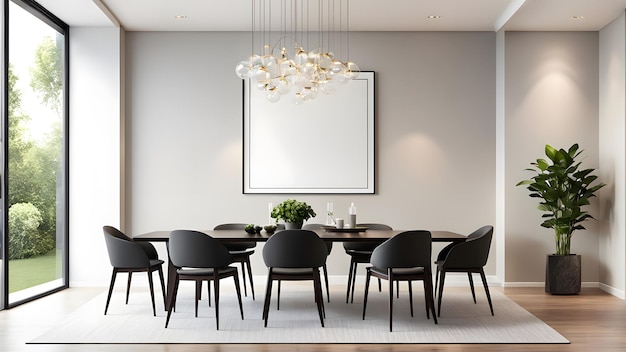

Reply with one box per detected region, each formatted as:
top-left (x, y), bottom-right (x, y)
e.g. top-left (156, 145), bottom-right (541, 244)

top-left (505, 32), bottom-right (601, 284)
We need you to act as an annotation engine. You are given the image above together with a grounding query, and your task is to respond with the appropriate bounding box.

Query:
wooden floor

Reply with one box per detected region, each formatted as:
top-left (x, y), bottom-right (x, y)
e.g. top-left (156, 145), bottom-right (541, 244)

top-left (1, 286), bottom-right (625, 351)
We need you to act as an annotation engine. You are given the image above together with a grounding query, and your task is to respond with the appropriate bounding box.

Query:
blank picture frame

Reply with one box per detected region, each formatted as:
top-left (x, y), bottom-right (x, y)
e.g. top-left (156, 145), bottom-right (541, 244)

top-left (243, 71), bottom-right (375, 194)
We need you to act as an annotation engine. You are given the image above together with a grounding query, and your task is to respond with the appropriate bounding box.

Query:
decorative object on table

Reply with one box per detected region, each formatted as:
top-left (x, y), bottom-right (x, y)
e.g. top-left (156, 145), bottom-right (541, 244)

top-left (348, 202), bottom-right (357, 228)
top-left (326, 202), bottom-right (335, 225)
top-left (270, 199), bottom-right (316, 230)
top-left (263, 224), bottom-right (277, 234)
top-left (254, 225), bottom-right (263, 234)
top-left (321, 225), bottom-right (368, 233)
top-left (244, 224), bottom-right (256, 234)
top-left (516, 144), bottom-right (605, 294)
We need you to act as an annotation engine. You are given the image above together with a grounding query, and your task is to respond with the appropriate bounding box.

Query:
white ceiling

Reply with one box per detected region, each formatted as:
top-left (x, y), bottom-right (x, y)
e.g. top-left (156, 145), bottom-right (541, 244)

top-left (35, 0), bottom-right (626, 32)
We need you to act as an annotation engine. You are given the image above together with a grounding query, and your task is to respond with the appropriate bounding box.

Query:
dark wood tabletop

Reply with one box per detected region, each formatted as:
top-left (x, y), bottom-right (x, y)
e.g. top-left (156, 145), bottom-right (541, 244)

top-left (133, 228), bottom-right (467, 243)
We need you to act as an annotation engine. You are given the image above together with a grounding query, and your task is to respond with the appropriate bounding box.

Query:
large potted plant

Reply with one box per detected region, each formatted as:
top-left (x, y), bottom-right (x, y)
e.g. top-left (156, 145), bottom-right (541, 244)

top-left (271, 199), bottom-right (316, 229)
top-left (517, 144), bottom-right (605, 294)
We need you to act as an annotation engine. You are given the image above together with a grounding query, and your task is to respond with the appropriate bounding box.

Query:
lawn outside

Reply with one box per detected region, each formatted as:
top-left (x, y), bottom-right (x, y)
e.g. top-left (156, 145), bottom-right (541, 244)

top-left (8, 249), bottom-right (61, 293)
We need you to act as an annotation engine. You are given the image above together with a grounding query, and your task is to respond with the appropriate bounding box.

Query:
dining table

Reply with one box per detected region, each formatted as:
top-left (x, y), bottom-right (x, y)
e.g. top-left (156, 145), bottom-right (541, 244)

top-left (133, 228), bottom-right (467, 310)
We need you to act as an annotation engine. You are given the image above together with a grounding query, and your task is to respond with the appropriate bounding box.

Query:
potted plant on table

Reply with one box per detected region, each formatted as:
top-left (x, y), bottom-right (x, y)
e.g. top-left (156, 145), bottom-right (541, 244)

top-left (516, 143), bottom-right (605, 294)
top-left (271, 199), bottom-right (316, 230)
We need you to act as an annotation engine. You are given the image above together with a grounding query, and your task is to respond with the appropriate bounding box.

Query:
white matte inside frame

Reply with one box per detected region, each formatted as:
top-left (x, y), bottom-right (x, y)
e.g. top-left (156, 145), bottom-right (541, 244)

top-left (243, 72), bottom-right (375, 194)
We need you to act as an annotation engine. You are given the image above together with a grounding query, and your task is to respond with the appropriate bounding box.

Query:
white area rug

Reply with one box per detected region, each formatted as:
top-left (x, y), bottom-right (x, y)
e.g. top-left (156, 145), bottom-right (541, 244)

top-left (29, 283), bottom-right (568, 344)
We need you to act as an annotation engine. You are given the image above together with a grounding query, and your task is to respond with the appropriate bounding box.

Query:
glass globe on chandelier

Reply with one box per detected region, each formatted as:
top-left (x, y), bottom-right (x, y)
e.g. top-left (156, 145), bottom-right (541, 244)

top-left (235, 0), bottom-right (360, 104)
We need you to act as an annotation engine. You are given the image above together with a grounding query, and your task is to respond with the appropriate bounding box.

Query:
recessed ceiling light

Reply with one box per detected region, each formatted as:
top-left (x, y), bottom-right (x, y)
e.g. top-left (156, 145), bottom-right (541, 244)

top-left (427, 15), bottom-right (441, 19)
top-left (570, 16), bottom-right (584, 20)
top-left (174, 15), bottom-right (188, 19)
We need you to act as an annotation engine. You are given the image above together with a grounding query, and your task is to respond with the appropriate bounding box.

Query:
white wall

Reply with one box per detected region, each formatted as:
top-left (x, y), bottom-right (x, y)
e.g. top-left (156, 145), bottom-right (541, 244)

top-left (124, 31), bottom-right (497, 282)
top-left (504, 32), bottom-right (601, 284)
top-left (69, 27), bottom-right (124, 286)
top-left (599, 12), bottom-right (626, 297)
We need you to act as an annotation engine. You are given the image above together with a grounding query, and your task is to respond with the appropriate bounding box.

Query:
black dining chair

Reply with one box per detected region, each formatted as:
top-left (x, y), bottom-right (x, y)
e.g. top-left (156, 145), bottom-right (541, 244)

top-left (165, 229), bottom-right (244, 330)
top-left (262, 229), bottom-right (328, 327)
top-left (434, 225), bottom-right (494, 317)
top-left (102, 226), bottom-right (166, 316)
top-left (362, 230), bottom-right (437, 332)
top-left (344, 223), bottom-right (392, 303)
top-left (213, 223), bottom-right (257, 300)
top-left (302, 223), bottom-right (333, 302)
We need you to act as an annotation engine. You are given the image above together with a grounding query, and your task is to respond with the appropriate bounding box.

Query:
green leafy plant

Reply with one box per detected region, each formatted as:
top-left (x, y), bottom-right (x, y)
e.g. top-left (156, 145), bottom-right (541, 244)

top-left (516, 144), bottom-right (605, 256)
top-left (270, 199), bottom-right (316, 225)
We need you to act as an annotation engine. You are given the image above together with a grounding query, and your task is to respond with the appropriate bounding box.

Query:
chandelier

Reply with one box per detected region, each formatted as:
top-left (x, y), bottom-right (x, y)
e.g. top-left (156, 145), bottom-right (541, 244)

top-left (235, 0), bottom-right (360, 104)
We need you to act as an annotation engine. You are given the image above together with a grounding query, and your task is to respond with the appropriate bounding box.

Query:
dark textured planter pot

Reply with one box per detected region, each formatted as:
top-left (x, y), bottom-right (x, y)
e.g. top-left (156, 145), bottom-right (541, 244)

top-left (545, 254), bottom-right (581, 295)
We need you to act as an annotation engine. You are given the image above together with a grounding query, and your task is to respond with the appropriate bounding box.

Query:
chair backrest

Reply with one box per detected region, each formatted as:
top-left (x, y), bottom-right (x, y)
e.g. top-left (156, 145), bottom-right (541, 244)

top-left (169, 230), bottom-right (233, 268)
top-left (103, 225), bottom-right (160, 259)
top-left (302, 223), bottom-right (324, 230)
top-left (370, 230), bottom-right (432, 269)
top-left (302, 223), bottom-right (333, 253)
top-left (262, 230), bottom-right (328, 268)
top-left (442, 225), bottom-right (493, 268)
top-left (103, 227), bottom-right (150, 268)
top-left (343, 223), bottom-right (393, 252)
top-left (213, 223), bottom-right (257, 250)
top-left (213, 223), bottom-right (248, 230)
top-left (103, 225), bottom-right (132, 240)
top-left (357, 223), bottom-right (393, 230)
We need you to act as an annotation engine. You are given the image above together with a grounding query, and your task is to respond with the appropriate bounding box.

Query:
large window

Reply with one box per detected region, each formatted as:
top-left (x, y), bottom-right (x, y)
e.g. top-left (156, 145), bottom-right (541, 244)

top-left (1, 0), bottom-right (68, 308)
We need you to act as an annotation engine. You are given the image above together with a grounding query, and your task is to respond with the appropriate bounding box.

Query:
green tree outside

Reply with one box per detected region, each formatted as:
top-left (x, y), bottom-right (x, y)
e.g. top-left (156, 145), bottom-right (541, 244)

top-left (8, 35), bottom-right (62, 261)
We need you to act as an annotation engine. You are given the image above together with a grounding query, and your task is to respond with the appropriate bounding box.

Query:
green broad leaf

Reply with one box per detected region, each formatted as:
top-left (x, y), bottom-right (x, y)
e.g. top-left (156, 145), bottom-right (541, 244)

top-left (545, 145), bottom-right (557, 161)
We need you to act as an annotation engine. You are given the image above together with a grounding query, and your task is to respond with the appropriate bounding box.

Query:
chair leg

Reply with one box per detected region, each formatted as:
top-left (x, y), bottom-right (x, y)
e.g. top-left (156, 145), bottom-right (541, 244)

top-left (346, 259), bottom-right (355, 303)
top-left (437, 271), bottom-right (446, 317)
top-left (208, 281), bottom-right (212, 307)
top-left (263, 270), bottom-right (274, 327)
top-left (240, 261), bottom-right (248, 297)
top-left (147, 270), bottom-right (156, 316)
top-left (408, 280), bottom-right (414, 317)
top-left (214, 273), bottom-right (220, 330)
top-left (245, 258), bottom-right (255, 300)
top-left (206, 282), bottom-right (215, 307)
top-left (397, 281), bottom-right (400, 298)
top-left (434, 266), bottom-right (440, 298)
top-left (104, 269), bottom-right (118, 315)
top-left (194, 281), bottom-right (201, 317)
top-left (468, 272), bottom-right (477, 303)
top-left (351, 262), bottom-right (357, 303)
top-left (277, 280), bottom-right (281, 310)
top-left (425, 268), bottom-right (438, 324)
top-left (157, 266), bottom-right (166, 311)
top-left (480, 269), bottom-right (494, 316)
top-left (165, 274), bottom-right (180, 328)
top-left (312, 269), bottom-right (325, 327)
top-left (362, 269), bottom-right (372, 320)
top-left (323, 264), bottom-right (330, 303)
top-left (125, 272), bottom-right (132, 304)
top-left (233, 272), bottom-right (244, 320)
top-left (388, 270), bottom-right (394, 332)
top-left (350, 263), bottom-right (359, 303)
